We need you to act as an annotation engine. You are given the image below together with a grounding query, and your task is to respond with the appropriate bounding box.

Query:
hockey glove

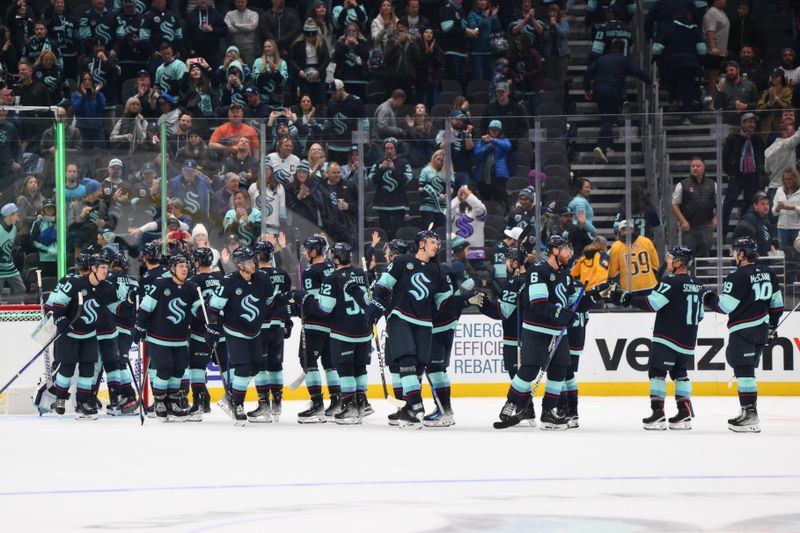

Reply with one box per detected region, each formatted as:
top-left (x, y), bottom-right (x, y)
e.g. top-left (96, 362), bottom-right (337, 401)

top-left (54, 315), bottom-right (71, 336)
top-left (610, 289), bottom-right (631, 308)
top-left (365, 301), bottom-right (385, 326)
top-left (586, 282), bottom-right (611, 304)
top-left (343, 278), bottom-right (362, 301)
top-left (701, 289), bottom-right (716, 306)
top-left (767, 325), bottom-right (779, 345)
top-left (132, 324), bottom-right (147, 344)
top-left (288, 290), bottom-right (306, 316)
top-left (205, 323), bottom-right (222, 347)
top-left (283, 320), bottom-right (293, 339)
top-left (553, 305), bottom-right (577, 327)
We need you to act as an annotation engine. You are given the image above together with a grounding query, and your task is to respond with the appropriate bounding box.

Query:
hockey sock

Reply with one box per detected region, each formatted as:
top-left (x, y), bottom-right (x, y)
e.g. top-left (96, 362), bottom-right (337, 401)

top-left (106, 369), bottom-right (121, 391)
top-left (649, 377), bottom-right (667, 410)
top-left (400, 365), bottom-right (422, 407)
top-left (180, 368), bottom-right (190, 395)
top-left (341, 376), bottom-right (356, 398)
top-left (53, 370), bottom-right (73, 399)
top-left (325, 369), bottom-right (341, 396)
top-left (118, 367), bottom-right (134, 396)
top-left (737, 377), bottom-right (757, 407)
top-left (391, 372), bottom-right (403, 399)
top-left (355, 374), bottom-right (369, 394)
top-left (231, 373), bottom-right (251, 406)
top-left (507, 374), bottom-right (532, 408)
top-left (543, 379), bottom-right (564, 410)
top-left (167, 376), bottom-right (182, 396)
top-left (268, 370), bottom-right (283, 400)
top-left (565, 378), bottom-right (578, 412)
top-left (254, 370), bottom-right (270, 397)
top-left (152, 375), bottom-right (170, 397)
top-left (428, 371), bottom-right (451, 410)
top-left (305, 368), bottom-right (322, 397)
top-left (190, 368), bottom-right (206, 385)
top-left (675, 378), bottom-right (692, 401)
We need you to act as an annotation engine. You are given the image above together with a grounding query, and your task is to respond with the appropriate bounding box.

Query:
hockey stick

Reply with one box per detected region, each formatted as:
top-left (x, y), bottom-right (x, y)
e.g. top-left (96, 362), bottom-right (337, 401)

top-left (289, 235), bottom-right (307, 390)
top-left (1, 293), bottom-right (83, 395)
top-left (515, 267), bottom-right (523, 371)
top-left (196, 287), bottom-right (237, 422)
top-left (361, 257), bottom-right (405, 408)
top-left (132, 295), bottom-right (146, 425)
top-left (34, 269), bottom-right (52, 382)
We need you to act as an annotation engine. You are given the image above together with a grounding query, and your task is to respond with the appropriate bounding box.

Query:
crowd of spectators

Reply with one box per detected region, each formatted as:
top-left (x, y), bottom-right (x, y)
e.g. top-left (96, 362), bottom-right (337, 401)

top-left (2, 0), bottom-right (800, 302)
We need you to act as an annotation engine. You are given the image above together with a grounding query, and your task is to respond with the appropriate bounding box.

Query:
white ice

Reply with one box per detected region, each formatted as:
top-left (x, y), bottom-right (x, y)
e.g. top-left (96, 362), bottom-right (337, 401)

top-left (1, 397), bottom-right (799, 533)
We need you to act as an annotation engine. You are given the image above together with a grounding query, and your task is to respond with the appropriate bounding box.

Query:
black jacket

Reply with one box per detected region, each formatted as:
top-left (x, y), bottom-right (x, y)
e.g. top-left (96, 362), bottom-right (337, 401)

top-left (723, 131), bottom-right (765, 178)
top-left (733, 209), bottom-right (775, 255)
top-left (584, 51), bottom-right (652, 96)
top-left (184, 7), bottom-right (228, 58)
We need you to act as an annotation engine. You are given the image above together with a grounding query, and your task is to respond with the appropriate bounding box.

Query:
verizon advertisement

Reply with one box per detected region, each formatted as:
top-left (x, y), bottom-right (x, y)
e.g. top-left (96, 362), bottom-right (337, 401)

top-left (2, 313), bottom-right (798, 395)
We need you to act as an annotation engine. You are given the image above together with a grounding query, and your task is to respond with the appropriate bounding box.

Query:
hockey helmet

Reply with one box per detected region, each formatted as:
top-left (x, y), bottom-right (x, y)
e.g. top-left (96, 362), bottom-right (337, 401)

top-left (384, 239), bottom-right (410, 256)
top-left (732, 236), bottom-right (758, 255)
top-left (254, 240), bottom-right (274, 262)
top-left (545, 234), bottom-right (571, 252)
top-left (504, 247), bottom-right (527, 264)
top-left (667, 245), bottom-right (694, 266)
top-left (88, 253), bottom-right (110, 267)
top-left (75, 252), bottom-right (92, 270)
top-left (142, 241), bottom-right (162, 263)
top-left (302, 235), bottom-right (328, 256)
top-left (232, 245), bottom-right (256, 264)
top-left (331, 242), bottom-right (353, 264)
top-left (112, 252), bottom-right (129, 270)
top-left (169, 253), bottom-right (190, 269)
top-left (414, 229), bottom-right (439, 249)
top-left (192, 247), bottom-right (214, 267)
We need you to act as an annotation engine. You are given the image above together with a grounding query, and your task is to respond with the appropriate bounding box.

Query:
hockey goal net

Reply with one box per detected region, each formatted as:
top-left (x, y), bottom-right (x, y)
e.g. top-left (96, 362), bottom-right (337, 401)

top-left (0, 305), bottom-right (45, 413)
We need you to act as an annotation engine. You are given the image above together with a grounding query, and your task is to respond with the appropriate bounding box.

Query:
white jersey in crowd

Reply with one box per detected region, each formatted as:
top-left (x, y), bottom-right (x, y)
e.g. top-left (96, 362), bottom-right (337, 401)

top-left (248, 182), bottom-right (286, 232)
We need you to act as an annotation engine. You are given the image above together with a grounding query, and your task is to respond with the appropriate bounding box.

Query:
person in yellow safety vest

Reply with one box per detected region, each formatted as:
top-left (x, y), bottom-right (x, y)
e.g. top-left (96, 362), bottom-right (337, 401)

top-left (570, 235), bottom-right (610, 290)
top-left (608, 220), bottom-right (660, 292)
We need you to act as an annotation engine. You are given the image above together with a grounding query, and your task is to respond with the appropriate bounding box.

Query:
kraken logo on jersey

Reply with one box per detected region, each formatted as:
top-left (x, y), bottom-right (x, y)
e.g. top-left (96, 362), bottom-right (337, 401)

top-left (159, 21), bottom-right (176, 41)
top-left (238, 223), bottom-right (254, 245)
top-left (240, 294), bottom-right (260, 322)
top-left (166, 297), bottom-right (187, 324)
top-left (455, 214), bottom-right (474, 238)
top-left (555, 283), bottom-right (568, 308)
top-left (0, 238), bottom-right (12, 262)
top-left (184, 191), bottom-right (201, 214)
top-left (83, 299), bottom-right (101, 324)
top-left (95, 23), bottom-right (112, 43)
top-left (199, 93), bottom-right (213, 115)
top-left (0, 130), bottom-right (7, 144)
top-left (92, 69), bottom-right (108, 89)
top-left (382, 171), bottom-right (398, 192)
top-left (409, 272), bottom-right (431, 301)
top-left (332, 112), bottom-right (348, 135)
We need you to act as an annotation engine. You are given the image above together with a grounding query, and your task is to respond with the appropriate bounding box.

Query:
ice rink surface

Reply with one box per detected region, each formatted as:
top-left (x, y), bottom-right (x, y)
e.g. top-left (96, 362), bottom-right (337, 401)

top-left (1, 396), bottom-right (799, 533)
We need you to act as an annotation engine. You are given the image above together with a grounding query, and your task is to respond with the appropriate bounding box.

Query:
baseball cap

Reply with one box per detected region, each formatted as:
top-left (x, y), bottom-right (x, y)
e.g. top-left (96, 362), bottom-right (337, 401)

top-left (108, 158), bottom-right (123, 168)
top-left (333, 79), bottom-right (345, 91)
top-left (137, 69), bottom-right (149, 77)
top-left (752, 191), bottom-right (769, 203)
top-left (141, 162), bottom-right (156, 173)
top-left (495, 81), bottom-right (510, 93)
top-left (488, 119), bottom-right (503, 130)
top-left (556, 205), bottom-right (573, 216)
top-left (740, 112), bottom-right (757, 123)
top-left (504, 227), bottom-right (523, 241)
top-left (182, 159), bottom-right (197, 170)
top-left (244, 86), bottom-right (258, 97)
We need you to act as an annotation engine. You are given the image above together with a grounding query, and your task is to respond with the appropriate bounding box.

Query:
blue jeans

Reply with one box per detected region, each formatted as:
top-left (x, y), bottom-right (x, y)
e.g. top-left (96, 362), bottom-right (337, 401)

top-left (778, 228), bottom-right (798, 249)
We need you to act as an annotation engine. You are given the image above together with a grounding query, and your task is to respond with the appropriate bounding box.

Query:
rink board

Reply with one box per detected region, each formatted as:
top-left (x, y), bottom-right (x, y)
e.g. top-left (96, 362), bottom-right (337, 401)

top-left (2, 312), bottom-right (799, 397)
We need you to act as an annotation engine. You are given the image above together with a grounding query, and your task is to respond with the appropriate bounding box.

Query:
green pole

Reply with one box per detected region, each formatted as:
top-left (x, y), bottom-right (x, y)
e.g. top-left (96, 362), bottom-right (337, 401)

top-left (160, 120), bottom-right (168, 256)
top-left (55, 121), bottom-right (66, 278)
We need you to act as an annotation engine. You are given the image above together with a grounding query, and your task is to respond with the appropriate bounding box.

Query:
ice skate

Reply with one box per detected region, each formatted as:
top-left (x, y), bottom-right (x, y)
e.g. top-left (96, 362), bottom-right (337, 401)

top-left (493, 401), bottom-right (521, 429)
top-left (643, 409), bottom-right (667, 430)
top-left (387, 408), bottom-right (401, 426)
top-left (233, 404), bottom-right (247, 427)
top-left (118, 394), bottom-right (138, 416)
top-left (166, 393), bottom-right (187, 422)
top-left (728, 406), bottom-right (760, 433)
top-left (423, 406), bottom-right (455, 427)
top-left (334, 396), bottom-right (361, 425)
top-left (270, 389), bottom-right (282, 422)
top-left (356, 392), bottom-right (373, 417)
top-left (540, 407), bottom-right (568, 430)
top-left (324, 393), bottom-right (342, 421)
top-left (669, 400), bottom-right (693, 430)
top-left (53, 398), bottom-right (66, 416)
top-left (397, 403), bottom-right (423, 429)
top-left (75, 401), bottom-right (99, 420)
top-left (297, 395), bottom-right (326, 424)
top-left (187, 391), bottom-right (208, 422)
top-left (246, 396), bottom-right (273, 423)
top-left (153, 398), bottom-right (168, 422)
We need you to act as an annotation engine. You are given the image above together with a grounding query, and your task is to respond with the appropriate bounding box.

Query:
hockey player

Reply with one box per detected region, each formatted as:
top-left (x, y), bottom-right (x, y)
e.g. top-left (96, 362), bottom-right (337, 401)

top-left (105, 252), bottom-right (139, 415)
top-left (611, 245), bottom-right (704, 430)
top-left (495, 235), bottom-right (586, 430)
top-left (425, 235), bottom-right (484, 427)
top-left (608, 220), bottom-right (659, 292)
top-left (249, 240), bottom-right (292, 423)
top-left (368, 230), bottom-right (450, 428)
top-left (379, 238), bottom-right (412, 425)
top-left (315, 242), bottom-right (371, 424)
top-left (294, 235), bottom-right (340, 423)
top-left (47, 254), bottom-right (119, 419)
top-left (207, 246), bottom-right (274, 425)
top-left (186, 248), bottom-right (225, 421)
top-left (138, 241), bottom-right (170, 415)
top-left (703, 237), bottom-right (783, 432)
top-left (133, 254), bottom-right (198, 422)
top-left (91, 249), bottom-right (126, 414)
top-left (481, 247), bottom-right (527, 380)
